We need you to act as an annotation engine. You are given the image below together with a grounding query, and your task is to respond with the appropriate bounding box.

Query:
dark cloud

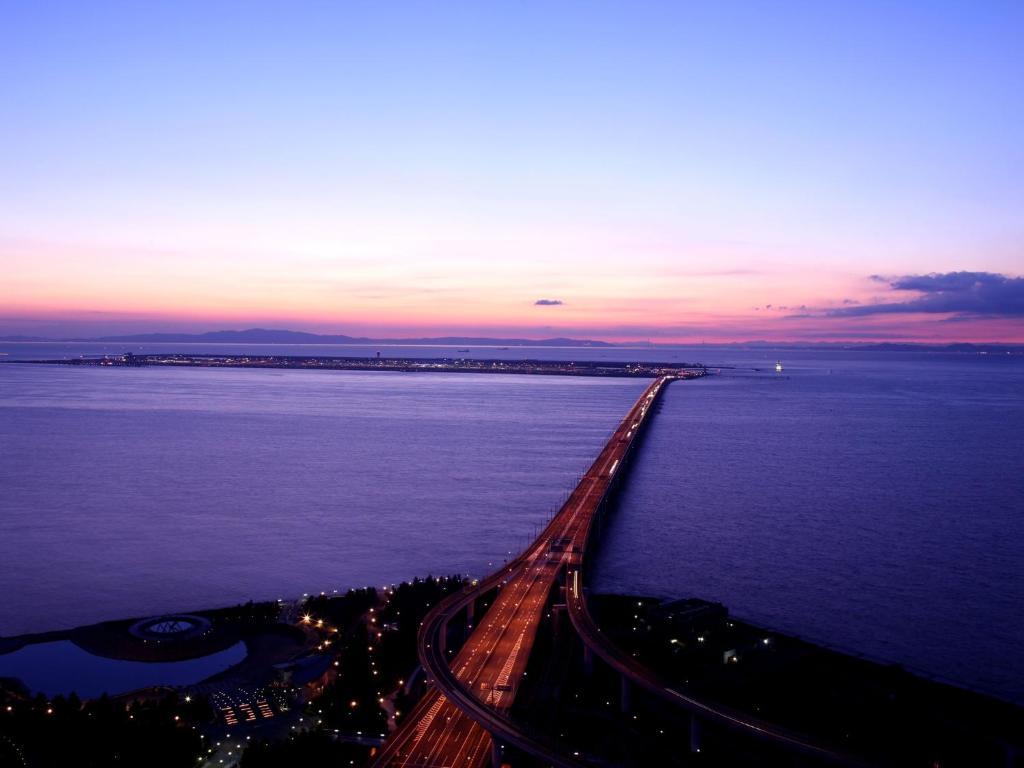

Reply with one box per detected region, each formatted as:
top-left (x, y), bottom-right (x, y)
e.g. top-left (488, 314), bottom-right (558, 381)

top-left (534, 299), bottom-right (564, 306)
top-left (826, 271), bottom-right (1024, 318)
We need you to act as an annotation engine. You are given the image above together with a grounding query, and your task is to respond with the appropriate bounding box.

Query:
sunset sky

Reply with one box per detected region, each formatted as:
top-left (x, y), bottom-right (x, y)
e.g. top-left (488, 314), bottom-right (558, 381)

top-left (2, 1), bottom-right (1022, 342)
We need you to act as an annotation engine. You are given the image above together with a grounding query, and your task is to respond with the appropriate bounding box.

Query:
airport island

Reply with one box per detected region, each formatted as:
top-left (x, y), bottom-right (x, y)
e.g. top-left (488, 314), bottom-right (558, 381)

top-left (1, 367), bottom-right (1021, 768)
top-left (21, 352), bottom-right (706, 378)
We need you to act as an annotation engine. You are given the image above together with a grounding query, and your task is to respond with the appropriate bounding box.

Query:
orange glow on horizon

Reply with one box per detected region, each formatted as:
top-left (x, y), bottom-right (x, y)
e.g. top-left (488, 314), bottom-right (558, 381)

top-left (3, 238), bottom-right (1022, 344)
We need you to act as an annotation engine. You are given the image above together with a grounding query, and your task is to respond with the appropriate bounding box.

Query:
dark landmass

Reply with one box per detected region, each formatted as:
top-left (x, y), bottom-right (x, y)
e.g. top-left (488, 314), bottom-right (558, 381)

top-left (0, 577), bottom-right (465, 768)
top-left (5, 583), bottom-right (1020, 767)
top-left (19, 353), bottom-right (707, 378)
top-left (564, 594), bottom-right (1024, 767)
top-left (70, 328), bottom-right (612, 346)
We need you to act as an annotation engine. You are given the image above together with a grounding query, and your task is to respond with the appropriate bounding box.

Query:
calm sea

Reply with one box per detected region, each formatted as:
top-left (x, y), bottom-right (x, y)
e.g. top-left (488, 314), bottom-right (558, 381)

top-left (1, 342), bottom-right (1022, 704)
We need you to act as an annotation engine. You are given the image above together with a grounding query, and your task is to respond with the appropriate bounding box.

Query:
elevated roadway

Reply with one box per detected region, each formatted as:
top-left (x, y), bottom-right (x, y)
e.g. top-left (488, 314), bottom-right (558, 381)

top-left (373, 376), bottom-right (670, 767)
top-left (566, 540), bottom-right (870, 766)
top-left (374, 370), bottom-right (865, 767)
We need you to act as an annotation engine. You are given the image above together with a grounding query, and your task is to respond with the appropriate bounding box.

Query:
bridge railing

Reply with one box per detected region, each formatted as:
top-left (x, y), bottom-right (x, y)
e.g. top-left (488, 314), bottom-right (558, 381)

top-left (565, 383), bottom-right (874, 768)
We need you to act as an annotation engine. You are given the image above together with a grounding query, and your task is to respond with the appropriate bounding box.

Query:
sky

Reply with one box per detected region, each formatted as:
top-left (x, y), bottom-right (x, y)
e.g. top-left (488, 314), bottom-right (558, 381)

top-left (2, 1), bottom-right (1022, 343)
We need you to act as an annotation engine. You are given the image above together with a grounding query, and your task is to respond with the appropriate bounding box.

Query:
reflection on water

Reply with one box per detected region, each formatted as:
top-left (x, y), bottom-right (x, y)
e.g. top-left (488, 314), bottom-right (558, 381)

top-left (0, 641), bottom-right (247, 698)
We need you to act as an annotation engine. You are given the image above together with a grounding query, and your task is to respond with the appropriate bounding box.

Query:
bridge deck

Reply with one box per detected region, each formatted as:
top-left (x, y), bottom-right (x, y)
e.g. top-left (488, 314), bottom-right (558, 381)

top-left (373, 377), bottom-right (668, 767)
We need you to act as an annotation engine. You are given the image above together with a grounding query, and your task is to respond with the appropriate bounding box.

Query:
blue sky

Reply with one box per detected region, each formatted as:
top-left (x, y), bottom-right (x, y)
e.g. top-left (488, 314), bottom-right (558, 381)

top-left (2, 1), bottom-right (1022, 340)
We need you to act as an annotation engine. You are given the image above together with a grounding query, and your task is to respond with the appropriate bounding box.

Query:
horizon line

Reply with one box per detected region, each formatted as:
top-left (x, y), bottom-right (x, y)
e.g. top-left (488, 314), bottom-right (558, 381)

top-left (2, 327), bottom-right (1023, 349)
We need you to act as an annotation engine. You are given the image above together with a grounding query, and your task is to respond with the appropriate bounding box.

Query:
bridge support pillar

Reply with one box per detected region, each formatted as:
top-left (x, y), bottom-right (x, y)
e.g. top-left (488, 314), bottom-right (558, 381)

top-left (551, 603), bottom-right (566, 639)
top-left (438, 620), bottom-right (447, 657)
top-left (490, 736), bottom-right (504, 767)
top-left (466, 599), bottom-right (475, 626)
top-left (620, 676), bottom-right (631, 713)
top-left (689, 715), bottom-right (701, 754)
top-left (582, 644), bottom-right (594, 678)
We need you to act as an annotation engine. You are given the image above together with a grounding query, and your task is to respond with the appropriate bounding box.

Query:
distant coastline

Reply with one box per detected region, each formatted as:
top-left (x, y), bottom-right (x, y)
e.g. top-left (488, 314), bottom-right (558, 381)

top-left (1, 327), bottom-right (1020, 353)
top-left (0, 328), bottom-right (612, 347)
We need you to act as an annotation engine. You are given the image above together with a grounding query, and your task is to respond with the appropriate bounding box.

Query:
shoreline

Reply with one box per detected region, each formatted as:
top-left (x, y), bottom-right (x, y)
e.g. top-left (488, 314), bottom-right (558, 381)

top-left (4, 581), bottom-right (1019, 765)
top-left (12, 353), bottom-right (709, 378)
top-left (4, 585), bottom-right (1021, 709)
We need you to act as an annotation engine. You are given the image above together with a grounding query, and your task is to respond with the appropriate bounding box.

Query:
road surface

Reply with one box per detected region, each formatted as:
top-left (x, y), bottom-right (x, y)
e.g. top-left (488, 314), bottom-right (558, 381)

top-left (373, 377), bottom-right (671, 767)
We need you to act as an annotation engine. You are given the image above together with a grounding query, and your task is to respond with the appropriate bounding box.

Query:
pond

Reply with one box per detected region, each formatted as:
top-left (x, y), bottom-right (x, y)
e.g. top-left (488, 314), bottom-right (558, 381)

top-left (0, 640), bottom-right (247, 698)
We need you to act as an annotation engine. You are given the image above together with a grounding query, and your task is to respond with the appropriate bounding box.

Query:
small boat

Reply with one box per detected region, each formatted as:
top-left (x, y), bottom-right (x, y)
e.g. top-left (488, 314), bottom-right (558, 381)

top-left (457, 348), bottom-right (470, 353)
top-left (775, 361), bottom-right (783, 373)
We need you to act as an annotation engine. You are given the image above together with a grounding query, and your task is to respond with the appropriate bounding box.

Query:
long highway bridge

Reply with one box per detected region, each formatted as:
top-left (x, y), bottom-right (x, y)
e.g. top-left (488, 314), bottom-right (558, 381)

top-left (372, 372), bottom-right (866, 768)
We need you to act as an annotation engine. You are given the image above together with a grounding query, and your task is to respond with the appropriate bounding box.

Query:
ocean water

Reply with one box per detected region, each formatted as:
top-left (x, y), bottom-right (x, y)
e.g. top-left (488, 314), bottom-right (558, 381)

top-left (1, 344), bottom-right (1022, 704)
top-left (0, 360), bottom-right (645, 635)
top-left (593, 354), bottom-right (1024, 703)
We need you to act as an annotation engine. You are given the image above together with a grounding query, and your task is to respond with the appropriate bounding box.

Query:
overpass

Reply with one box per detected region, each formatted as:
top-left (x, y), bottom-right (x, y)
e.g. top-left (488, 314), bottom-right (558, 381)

top-left (373, 372), bottom-right (864, 767)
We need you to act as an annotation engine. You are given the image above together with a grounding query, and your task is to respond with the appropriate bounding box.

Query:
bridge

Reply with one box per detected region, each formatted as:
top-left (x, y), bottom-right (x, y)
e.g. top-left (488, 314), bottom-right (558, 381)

top-left (372, 372), bottom-right (864, 767)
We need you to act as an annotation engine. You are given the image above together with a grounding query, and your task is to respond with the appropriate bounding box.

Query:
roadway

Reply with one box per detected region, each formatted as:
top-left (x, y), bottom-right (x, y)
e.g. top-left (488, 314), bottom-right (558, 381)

top-left (565, 539), bottom-right (871, 767)
top-left (375, 369), bottom-right (870, 767)
top-left (373, 376), bottom-right (671, 767)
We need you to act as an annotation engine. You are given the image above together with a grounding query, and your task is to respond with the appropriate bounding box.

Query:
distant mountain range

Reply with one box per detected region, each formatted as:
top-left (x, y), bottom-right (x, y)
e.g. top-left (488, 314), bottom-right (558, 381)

top-left (0, 328), bottom-right (1020, 352)
top-left (0, 328), bottom-right (613, 347)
